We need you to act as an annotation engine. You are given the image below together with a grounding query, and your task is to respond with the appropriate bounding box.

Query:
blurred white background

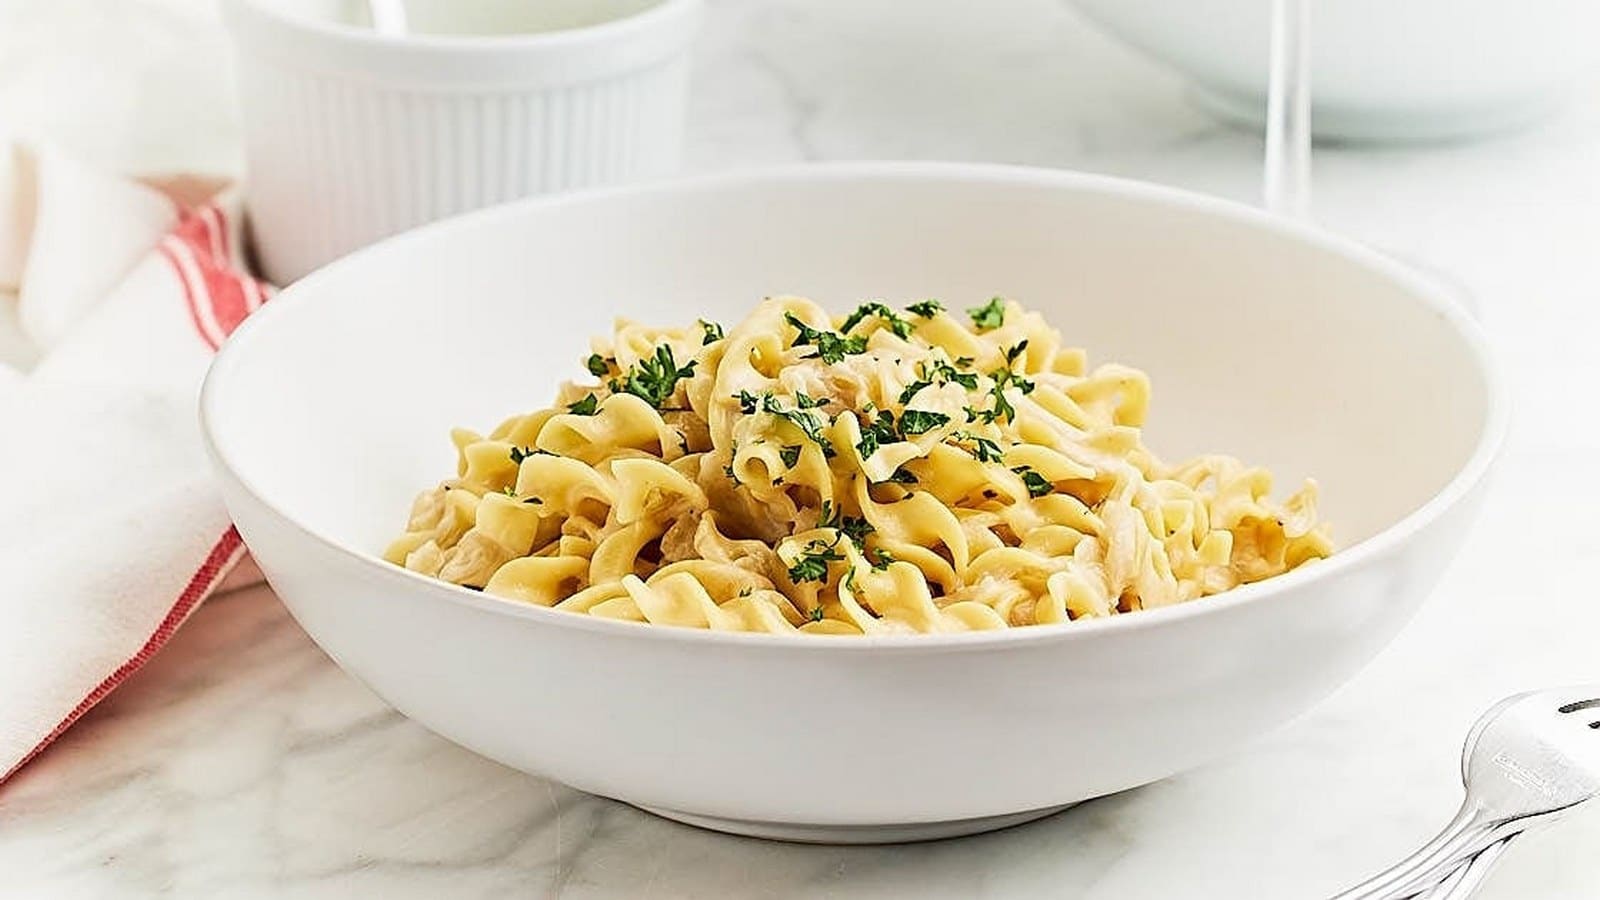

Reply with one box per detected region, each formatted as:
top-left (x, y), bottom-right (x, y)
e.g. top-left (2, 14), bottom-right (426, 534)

top-left (0, 0), bottom-right (239, 174)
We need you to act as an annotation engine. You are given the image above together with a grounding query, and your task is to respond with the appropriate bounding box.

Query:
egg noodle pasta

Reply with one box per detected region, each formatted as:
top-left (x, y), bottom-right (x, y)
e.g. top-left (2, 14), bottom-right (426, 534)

top-left (385, 296), bottom-right (1333, 635)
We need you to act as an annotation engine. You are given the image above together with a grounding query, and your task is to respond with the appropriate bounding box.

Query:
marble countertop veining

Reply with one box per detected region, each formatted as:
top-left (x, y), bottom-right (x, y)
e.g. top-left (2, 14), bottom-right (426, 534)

top-left (5, 1), bottom-right (1600, 897)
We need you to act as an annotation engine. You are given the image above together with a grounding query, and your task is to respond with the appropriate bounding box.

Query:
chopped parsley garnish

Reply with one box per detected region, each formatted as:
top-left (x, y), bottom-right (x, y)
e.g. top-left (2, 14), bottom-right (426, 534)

top-left (896, 380), bottom-right (928, 405)
top-left (566, 394), bottom-right (599, 416)
top-left (897, 381), bottom-right (927, 406)
top-left (787, 538), bottom-right (844, 584)
top-left (931, 358), bottom-right (980, 389)
top-left (839, 516), bottom-right (874, 547)
top-left (619, 344), bottom-right (697, 409)
top-left (784, 312), bottom-right (868, 364)
top-left (840, 300), bottom-right (914, 339)
top-left (970, 365), bottom-right (1035, 425)
top-left (869, 548), bottom-right (895, 570)
top-left (954, 356), bottom-right (974, 368)
top-left (820, 500), bottom-right (875, 548)
top-left (699, 319), bottom-right (725, 344)
top-left (794, 391), bottom-right (826, 409)
top-left (885, 466), bottom-right (919, 485)
top-left (932, 360), bottom-right (980, 390)
top-left (989, 388), bottom-right (1017, 425)
top-left (967, 296), bottom-right (1007, 331)
top-left (736, 389), bottom-right (761, 414)
top-left (953, 432), bottom-right (1004, 463)
top-left (586, 354), bottom-right (610, 376)
top-left (906, 299), bottom-right (944, 319)
top-left (808, 605), bottom-right (827, 622)
top-left (509, 446), bottom-right (536, 465)
top-left (1003, 340), bottom-right (1029, 366)
top-left (779, 444), bottom-right (802, 468)
top-left (898, 358), bottom-right (980, 405)
top-left (761, 393), bottom-right (836, 457)
top-left (501, 485), bottom-right (517, 497)
top-left (1013, 465), bottom-right (1053, 498)
top-left (899, 408), bottom-right (950, 436)
top-left (855, 409), bottom-right (900, 458)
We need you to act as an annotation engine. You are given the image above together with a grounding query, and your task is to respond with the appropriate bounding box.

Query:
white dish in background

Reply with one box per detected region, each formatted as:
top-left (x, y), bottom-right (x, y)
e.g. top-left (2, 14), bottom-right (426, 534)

top-left (220, 0), bottom-right (703, 284)
top-left (201, 164), bottom-right (1505, 843)
top-left (1068, 0), bottom-right (1600, 143)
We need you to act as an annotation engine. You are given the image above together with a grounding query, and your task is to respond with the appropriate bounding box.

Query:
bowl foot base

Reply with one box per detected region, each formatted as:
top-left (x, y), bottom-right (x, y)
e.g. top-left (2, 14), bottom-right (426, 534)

top-left (632, 802), bottom-right (1078, 844)
top-left (1187, 83), bottom-right (1563, 144)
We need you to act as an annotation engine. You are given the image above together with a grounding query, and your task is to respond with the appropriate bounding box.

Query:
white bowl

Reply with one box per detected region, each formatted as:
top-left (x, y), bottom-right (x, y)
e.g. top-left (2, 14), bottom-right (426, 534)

top-left (1068, 0), bottom-right (1600, 142)
top-left (221, 0), bottom-right (703, 284)
top-left (201, 164), bottom-right (1505, 843)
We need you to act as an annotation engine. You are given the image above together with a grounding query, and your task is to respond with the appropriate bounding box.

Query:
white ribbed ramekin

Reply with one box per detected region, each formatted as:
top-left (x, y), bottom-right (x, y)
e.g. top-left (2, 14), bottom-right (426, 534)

top-left (221, 0), bottom-right (703, 283)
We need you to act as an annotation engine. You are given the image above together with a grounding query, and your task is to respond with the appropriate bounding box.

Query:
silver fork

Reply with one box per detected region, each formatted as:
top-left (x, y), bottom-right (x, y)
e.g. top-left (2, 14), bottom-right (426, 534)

top-left (1331, 685), bottom-right (1600, 899)
top-left (1409, 838), bottom-right (1509, 900)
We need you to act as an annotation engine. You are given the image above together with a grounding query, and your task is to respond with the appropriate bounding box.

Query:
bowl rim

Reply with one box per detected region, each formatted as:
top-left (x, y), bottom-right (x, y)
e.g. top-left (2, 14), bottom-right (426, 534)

top-left (218, 0), bottom-right (705, 89)
top-left (221, 0), bottom-right (701, 52)
top-left (201, 161), bottom-right (1509, 654)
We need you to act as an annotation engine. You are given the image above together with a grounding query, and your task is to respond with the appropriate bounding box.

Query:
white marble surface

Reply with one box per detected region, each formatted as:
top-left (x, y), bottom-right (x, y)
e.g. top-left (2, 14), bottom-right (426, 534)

top-left (4, 1), bottom-right (1600, 897)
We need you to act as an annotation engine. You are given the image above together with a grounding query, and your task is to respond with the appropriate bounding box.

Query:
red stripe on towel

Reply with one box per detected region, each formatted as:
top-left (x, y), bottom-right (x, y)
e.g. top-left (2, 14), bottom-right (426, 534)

top-left (168, 205), bottom-right (262, 343)
top-left (158, 237), bottom-right (223, 351)
top-left (2, 528), bottom-right (246, 784)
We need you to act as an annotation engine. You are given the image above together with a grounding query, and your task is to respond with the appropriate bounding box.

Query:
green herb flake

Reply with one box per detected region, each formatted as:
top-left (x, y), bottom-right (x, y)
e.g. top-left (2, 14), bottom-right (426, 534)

top-left (967, 296), bottom-right (1007, 332)
top-left (954, 432), bottom-right (1004, 463)
top-left (586, 354), bottom-right (610, 377)
top-left (990, 388), bottom-right (1017, 424)
top-left (509, 446), bottom-right (536, 465)
top-left (566, 394), bottom-right (600, 416)
top-left (620, 344), bottom-right (697, 409)
top-left (839, 516), bottom-right (874, 547)
top-left (924, 358), bottom-right (979, 391)
top-left (1013, 466), bottom-right (1052, 498)
top-left (787, 538), bottom-right (845, 584)
top-left (783, 312), bottom-right (868, 365)
top-left (856, 409), bottom-right (900, 458)
top-left (763, 393), bottom-right (836, 457)
top-left (841, 300), bottom-right (914, 339)
top-left (736, 389), bottom-right (762, 414)
top-left (899, 408), bottom-right (951, 436)
top-left (906, 299), bottom-right (944, 319)
top-left (885, 466), bottom-right (919, 485)
top-left (870, 548), bottom-right (895, 570)
top-left (808, 605), bottom-right (827, 622)
top-left (819, 500), bottom-right (874, 546)
top-left (699, 320), bottom-right (725, 344)
top-left (1003, 340), bottom-right (1029, 366)
top-left (501, 485), bottom-right (517, 497)
top-left (897, 379), bottom-right (931, 405)
top-left (779, 444), bottom-right (802, 468)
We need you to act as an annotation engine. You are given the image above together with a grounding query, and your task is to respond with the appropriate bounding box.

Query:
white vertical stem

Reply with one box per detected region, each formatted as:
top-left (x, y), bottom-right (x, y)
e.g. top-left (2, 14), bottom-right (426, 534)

top-left (1263, 0), bottom-right (1311, 219)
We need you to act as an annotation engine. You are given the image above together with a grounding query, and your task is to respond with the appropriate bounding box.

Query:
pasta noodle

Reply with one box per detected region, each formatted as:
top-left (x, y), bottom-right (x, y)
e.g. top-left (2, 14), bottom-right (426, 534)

top-left (385, 296), bottom-right (1333, 635)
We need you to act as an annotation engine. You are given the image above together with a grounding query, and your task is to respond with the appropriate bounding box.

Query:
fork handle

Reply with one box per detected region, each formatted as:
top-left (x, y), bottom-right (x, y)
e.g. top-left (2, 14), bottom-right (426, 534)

top-left (1410, 837), bottom-right (1513, 900)
top-left (1328, 803), bottom-right (1506, 900)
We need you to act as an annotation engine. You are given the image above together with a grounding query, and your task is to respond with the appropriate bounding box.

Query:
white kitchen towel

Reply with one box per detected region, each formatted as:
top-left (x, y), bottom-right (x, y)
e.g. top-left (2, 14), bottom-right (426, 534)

top-left (0, 140), bottom-right (271, 782)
